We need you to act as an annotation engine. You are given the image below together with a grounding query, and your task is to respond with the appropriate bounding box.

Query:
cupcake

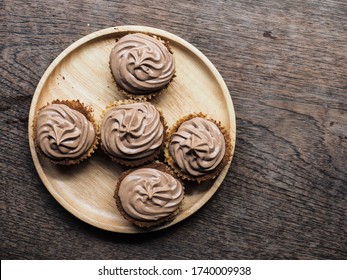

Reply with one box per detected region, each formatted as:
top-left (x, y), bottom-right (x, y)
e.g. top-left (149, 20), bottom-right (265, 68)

top-left (115, 162), bottom-right (184, 228)
top-left (100, 100), bottom-right (167, 166)
top-left (165, 113), bottom-right (232, 182)
top-left (33, 100), bottom-right (98, 165)
top-left (109, 33), bottom-right (175, 100)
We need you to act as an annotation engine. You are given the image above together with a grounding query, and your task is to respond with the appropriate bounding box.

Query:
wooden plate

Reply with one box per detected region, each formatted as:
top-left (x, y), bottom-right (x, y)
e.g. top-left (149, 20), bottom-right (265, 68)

top-left (28, 26), bottom-right (236, 233)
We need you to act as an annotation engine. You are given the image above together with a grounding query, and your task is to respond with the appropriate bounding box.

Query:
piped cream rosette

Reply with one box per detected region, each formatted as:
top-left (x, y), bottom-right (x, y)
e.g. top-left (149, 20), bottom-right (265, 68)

top-left (33, 100), bottom-right (98, 165)
top-left (114, 162), bottom-right (184, 228)
top-left (165, 113), bottom-right (232, 182)
top-left (109, 33), bottom-right (175, 100)
top-left (99, 100), bottom-right (168, 167)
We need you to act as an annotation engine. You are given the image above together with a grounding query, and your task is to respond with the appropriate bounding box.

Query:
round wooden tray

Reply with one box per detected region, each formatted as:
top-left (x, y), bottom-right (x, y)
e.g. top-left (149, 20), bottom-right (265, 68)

top-left (28, 26), bottom-right (236, 233)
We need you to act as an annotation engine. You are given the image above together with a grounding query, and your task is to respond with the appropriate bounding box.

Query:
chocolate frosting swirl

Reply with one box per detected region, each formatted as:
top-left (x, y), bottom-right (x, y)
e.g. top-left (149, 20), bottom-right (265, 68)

top-left (118, 168), bottom-right (184, 221)
top-left (101, 102), bottom-right (164, 160)
top-left (169, 117), bottom-right (226, 176)
top-left (35, 104), bottom-right (96, 160)
top-left (110, 33), bottom-right (175, 94)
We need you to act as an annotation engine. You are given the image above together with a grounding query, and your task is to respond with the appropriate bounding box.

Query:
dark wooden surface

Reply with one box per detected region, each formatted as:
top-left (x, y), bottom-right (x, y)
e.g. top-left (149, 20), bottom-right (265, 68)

top-left (1, 0), bottom-right (346, 260)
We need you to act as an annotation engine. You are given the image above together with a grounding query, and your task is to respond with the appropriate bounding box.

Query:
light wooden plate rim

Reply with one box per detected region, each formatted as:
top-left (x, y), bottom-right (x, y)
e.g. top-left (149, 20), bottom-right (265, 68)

top-left (28, 26), bottom-right (236, 233)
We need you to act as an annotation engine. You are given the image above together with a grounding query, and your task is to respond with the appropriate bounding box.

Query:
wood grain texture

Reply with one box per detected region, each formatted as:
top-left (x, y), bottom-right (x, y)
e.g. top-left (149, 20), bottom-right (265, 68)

top-left (1, 0), bottom-right (346, 259)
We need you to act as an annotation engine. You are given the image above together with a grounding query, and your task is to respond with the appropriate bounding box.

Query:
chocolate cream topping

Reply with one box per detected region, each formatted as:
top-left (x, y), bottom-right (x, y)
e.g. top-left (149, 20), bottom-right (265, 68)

top-left (110, 33), bottom-right (175, 95)
top-left (35, 104), bottom-right (96, 160)
top-left (169, 117), bottom-right (226, 176)
top-left (101, 102), bottom-right (164, 160)
top-left (118, 168), bottom-right (183, 221)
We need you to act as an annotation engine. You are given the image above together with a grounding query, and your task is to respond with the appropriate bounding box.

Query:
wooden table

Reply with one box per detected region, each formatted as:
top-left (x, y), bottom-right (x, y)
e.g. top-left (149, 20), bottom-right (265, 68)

top-left (1, 0), bottom-right (346, 259)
